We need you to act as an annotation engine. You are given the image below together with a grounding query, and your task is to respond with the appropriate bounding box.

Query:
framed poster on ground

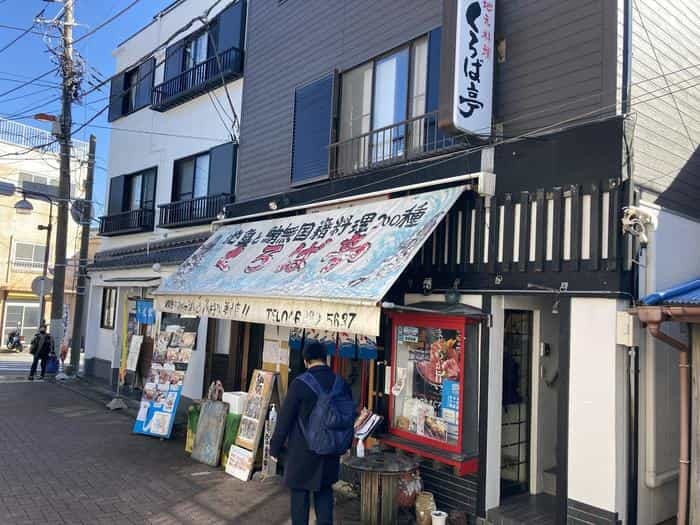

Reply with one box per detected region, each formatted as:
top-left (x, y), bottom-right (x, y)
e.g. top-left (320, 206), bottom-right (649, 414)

top-left (234, 369), bottom-right (277, 452)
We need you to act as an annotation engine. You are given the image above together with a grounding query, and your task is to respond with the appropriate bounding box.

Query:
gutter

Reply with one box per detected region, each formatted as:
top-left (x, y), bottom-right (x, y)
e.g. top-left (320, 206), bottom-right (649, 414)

top-left (635, 306), bottom-right (692, 525)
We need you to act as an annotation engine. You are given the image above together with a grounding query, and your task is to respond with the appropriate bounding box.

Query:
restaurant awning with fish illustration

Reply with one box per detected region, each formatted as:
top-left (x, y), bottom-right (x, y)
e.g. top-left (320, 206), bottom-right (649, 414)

top-left (154, 186), bottom-right (465, 336)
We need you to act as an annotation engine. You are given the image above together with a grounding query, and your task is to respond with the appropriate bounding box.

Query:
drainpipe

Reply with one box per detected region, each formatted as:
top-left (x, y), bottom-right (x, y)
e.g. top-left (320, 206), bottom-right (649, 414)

top-left (637, 312), bottom-right (691, 525)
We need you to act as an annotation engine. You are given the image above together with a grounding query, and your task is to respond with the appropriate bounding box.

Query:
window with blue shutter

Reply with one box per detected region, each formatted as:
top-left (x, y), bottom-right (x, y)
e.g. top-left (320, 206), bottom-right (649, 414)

top-left (291, 73), bottom-right (335, 184)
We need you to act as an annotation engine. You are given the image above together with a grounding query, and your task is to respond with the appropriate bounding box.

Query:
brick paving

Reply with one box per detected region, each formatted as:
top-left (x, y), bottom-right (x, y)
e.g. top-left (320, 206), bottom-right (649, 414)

top-left (0, 379), bottom-right (361, 525)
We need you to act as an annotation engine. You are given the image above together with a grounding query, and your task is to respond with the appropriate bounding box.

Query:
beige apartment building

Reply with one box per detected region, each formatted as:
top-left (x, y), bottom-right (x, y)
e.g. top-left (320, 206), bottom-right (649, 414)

top-left (0, 117), bottom-right (88, 347)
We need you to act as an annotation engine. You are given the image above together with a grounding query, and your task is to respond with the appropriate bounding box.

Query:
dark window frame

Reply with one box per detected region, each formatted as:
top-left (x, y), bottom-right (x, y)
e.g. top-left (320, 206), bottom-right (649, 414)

top-left (171, 150), bottom-right (211, 202)
top-left (121, 166), bottom-right (158, 212)
top-left (108, 57), bottom-right (156, 122)
top-left (100, 288), bottom-right (117, 329)
top-left (338, 35), bottom-right (429, 142)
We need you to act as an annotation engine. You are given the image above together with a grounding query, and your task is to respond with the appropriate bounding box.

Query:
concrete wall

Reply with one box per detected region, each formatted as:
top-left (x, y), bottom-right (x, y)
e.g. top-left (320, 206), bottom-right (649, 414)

top-left (102, 0), bottom-right (243, 251)
top-left (567, 297), bottom-right (627, 521)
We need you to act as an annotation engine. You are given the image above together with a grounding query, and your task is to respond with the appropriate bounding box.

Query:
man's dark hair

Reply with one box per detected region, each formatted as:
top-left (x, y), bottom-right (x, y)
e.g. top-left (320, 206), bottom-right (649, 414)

top-left (303, 342), bottom-right (327, 362)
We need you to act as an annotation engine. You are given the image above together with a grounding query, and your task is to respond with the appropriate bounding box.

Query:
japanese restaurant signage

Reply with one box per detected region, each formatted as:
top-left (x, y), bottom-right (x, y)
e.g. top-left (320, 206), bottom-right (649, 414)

top-left (155, 187), bottom-right (465, 335)
top-left (439, 0), bottom-right (495, 136)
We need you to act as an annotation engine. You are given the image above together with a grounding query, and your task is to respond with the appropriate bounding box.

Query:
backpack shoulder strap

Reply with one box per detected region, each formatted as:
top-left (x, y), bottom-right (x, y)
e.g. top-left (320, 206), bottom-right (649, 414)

top-left (297, 371), bottom-right (322, 396)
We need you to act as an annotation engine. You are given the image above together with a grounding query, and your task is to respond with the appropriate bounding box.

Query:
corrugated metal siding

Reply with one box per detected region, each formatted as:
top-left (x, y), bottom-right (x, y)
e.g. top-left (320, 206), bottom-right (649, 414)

top-left (629, 0), bottom-right (700, 218)
top-left (237, 0), bottom-right (617, 202)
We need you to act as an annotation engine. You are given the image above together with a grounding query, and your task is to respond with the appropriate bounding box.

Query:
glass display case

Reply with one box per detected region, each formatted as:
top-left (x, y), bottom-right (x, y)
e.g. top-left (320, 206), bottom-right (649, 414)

top-left (385, 310), bottom-right (480, 474)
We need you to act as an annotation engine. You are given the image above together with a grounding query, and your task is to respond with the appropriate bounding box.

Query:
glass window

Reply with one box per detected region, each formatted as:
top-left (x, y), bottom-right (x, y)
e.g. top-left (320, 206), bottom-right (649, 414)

top-left (372, 48), bottom-right (409, 161)
top-left (14, 242), bottom-right (45, 266)
top-left (124, 68), bottom-right (138, 114)
top-left (100, 288), bottom-right (117, 329)
top-left (339, 63), bottom-right (373, 142)
top-left (391, 321), bottom-right (463, 448)
top-left (127, 174), bottom-right (142, 211)
top-left (173, 153), bottom-right (209, 201)
top-left (3, 302), bottom-right (40, 339)
top-left (193, 154), bottom-right (210, 198)
top-left (185, 32), bottom-right (208, 70)
top-left (409, 36), bottom-right (428, 154)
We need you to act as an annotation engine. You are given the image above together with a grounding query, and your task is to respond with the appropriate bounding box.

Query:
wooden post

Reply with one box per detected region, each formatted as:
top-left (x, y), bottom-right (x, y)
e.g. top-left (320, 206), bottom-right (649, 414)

top-left (691, 324), bottom-right (699, 524)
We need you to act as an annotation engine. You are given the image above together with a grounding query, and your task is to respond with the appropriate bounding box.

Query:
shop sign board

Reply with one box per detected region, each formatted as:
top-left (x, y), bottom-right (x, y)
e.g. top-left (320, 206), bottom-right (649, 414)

top-left (136, 299), bottom-right (156, 325)
top-left (155, 186), bottom-right (464, 336)
top-left (439, 0), bottom-right (495, 135)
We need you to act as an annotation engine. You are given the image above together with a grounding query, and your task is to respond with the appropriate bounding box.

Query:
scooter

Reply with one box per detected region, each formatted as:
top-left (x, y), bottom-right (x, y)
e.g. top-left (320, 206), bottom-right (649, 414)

top-left (6, 333), bottom-right (24, 352)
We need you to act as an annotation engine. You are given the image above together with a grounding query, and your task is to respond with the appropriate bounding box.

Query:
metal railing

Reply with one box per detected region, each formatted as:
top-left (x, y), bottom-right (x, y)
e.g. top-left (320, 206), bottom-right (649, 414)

top-left (329, 111), bottom-right (464, 178)
top-left (0, 117), bottom-right (89, 159)
top-left (158, 193), bottom-right (234, 228)
top-left (152, 46), bottom-right (244, 110)
top-left (99, 208), bottom-right (155, 236)
top-left (11, 260), bottom-right (44, 273)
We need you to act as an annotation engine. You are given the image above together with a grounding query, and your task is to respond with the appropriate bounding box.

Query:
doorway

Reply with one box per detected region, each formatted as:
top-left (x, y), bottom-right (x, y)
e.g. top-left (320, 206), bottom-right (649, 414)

top-left (500, 310), bottom-right (533, 498)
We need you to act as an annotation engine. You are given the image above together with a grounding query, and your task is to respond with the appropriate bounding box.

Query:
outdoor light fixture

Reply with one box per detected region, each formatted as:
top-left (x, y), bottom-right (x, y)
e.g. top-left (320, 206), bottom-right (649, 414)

top-left (445, 279), bottom-right (461, 305)
top-left (14, 197), bottom-right (34, 215)
top-left (268, 200), bottom-right (278, 211)
top-left (216, 210), bottom-right (226, 220)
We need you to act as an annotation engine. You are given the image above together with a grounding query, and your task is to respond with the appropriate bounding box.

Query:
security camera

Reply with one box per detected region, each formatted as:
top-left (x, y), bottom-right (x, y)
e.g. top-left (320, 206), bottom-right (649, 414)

top-left (622, 206), bottom-right (656, 246)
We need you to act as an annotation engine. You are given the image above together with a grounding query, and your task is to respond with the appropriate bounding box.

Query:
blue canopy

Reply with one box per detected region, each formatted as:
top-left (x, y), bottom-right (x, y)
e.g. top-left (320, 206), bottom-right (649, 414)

top-left (641, 278), bottom-right (700, 306)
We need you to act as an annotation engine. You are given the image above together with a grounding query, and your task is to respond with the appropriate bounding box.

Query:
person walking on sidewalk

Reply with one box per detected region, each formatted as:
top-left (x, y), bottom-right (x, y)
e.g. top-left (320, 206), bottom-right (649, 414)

top-left (28, 322), bottom-right (54, 380)
top-left (270, 342), bottom-right (354, 525)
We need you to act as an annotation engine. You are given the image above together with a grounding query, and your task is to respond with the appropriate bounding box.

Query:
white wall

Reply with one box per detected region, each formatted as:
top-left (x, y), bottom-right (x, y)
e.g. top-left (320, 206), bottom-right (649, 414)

top-left (635, 200), bottom-right (700, 524)
top-left (102, 0), bottom-right (244, 251)
top-left (568, 297), bottom-right (627, 520)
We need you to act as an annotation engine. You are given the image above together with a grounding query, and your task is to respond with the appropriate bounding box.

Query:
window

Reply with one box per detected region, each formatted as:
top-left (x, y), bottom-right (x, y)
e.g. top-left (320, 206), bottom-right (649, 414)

top-left (172, 153), bottom-right (210, 201)
top-left (108, 58), bottom-right (156, 122)
top-left (3, 302), bottom-right (40, 340)
top-left (19, 172), bottom-right (55, 186)
top-left (184, 32), bottom-right (208, 70)
top-left (107, 168), bottom-right (157, 214)
top-left (100, 288), bottom-right (117, 329)
top-left (13, 242), bottom-right (46, 271)
top-left (336, 33), bottom-right (439, 174)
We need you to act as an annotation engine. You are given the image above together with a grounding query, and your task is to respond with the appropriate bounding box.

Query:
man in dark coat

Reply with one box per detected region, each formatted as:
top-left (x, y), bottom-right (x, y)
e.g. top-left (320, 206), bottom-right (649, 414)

top-left (28, 322), bottom-right (54, 380)
top-left (270, 342), bottom-right (352, 525)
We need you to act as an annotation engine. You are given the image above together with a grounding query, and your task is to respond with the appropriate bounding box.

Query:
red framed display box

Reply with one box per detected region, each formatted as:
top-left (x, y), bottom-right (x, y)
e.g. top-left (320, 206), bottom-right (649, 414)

top-left (385, 310), bottom-right (480, 475)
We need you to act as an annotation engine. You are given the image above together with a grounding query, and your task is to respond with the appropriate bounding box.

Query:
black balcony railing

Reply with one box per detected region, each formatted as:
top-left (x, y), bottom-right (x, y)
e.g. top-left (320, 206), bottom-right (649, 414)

top-left (99, 209), bottom-right (155, 236)
top-left (152, 46), bottom-right (244, 111)
top-left (329, 111), bottom-right (464, 178)
top-left (158, 193), bottom-right (234, 228)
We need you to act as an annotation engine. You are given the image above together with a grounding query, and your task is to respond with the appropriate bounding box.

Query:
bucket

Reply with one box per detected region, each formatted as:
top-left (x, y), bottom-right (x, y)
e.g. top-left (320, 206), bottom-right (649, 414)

top-left (431, 510), bottom-right (448, 525)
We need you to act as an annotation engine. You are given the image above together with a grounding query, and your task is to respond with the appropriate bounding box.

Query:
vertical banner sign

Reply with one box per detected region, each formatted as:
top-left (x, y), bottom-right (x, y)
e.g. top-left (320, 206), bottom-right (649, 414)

top-left (136, 299), bottom-right (156, 325)
top-left (441, 0), bottom-right (495, 135)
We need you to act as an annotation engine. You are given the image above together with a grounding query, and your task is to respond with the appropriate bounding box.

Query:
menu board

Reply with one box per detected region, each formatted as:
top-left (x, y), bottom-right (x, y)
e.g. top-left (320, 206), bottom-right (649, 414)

top-left (133, 326), bottom-right (197, 438)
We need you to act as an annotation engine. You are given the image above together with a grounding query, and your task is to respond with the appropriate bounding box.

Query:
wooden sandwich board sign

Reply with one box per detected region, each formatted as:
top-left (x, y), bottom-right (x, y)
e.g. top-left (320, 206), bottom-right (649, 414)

top-left (227, 369), bottom-right (279, 481)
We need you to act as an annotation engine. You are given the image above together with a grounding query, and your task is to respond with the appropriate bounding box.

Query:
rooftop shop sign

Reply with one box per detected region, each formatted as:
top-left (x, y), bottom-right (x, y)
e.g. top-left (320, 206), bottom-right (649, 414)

top-left (154, 186), bottom-right (465, 336)
top-left (439, 0), bottom-right (495, 136)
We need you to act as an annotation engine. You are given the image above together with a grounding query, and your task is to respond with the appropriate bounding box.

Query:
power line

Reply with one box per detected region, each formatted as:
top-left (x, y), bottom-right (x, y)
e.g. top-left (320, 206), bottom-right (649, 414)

top-left (73, 0), bottom-right (142, 45)
top-left (0, 24), bottom-right (45, 36)
top-left (0, 7), bottom-right (44, 55)
top-left (0, 68), bottom-right (59, 99)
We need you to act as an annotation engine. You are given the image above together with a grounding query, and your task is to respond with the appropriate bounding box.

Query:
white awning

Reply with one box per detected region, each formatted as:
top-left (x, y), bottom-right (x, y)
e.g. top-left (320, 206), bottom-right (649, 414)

top-left (154, 186), bottom-right (465, 335)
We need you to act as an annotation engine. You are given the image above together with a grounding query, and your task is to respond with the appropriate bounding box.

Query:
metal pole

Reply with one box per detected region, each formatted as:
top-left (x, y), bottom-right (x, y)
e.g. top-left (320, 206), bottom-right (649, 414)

top-left (38, 201), bottom-right (53, 328)
top-left (49, 0), bottom-right (73, 345)
top-left (68, 134), bottom-right (94, 375)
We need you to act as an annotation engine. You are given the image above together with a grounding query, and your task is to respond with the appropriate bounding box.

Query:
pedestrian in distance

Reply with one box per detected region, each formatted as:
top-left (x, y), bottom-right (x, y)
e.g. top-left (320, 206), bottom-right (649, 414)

top-left (270, 342), bottom-right (355, 525)
top-left (28, 322), bottom-right (54, 380)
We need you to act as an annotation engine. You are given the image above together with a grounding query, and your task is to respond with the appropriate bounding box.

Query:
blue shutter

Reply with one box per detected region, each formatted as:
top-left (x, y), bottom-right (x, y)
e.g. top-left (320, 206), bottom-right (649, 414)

top-left (216, 0), bottom-right (246, 52)
top-left (208, 142), bottom-right (237, 196)
top-left (291, 74), bottom-right (335, 184)
top-left (135, 58), bottom-right (155, 110)
top-left (107, 176), bottom-right (125, 214)
top-left (107, 73), bottom-right (125, 122)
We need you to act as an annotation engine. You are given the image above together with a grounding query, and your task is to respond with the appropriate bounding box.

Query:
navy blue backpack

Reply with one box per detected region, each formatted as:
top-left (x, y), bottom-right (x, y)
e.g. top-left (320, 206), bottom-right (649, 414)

top-left (297, 372), bottom-right (355, 455)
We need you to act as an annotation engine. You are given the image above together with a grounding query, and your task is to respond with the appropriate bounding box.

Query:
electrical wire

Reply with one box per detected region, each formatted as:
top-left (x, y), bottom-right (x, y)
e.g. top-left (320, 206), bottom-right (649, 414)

top-left (73, 0), bottom-right (142, 45)
top-left (0, 68), bottom-right (59, 99)
top-left (0, 7), bottom-right (45, 55)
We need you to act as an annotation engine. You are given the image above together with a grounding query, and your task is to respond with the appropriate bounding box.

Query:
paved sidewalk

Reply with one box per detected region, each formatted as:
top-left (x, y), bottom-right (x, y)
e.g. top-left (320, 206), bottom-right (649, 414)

top-left (0, 380), bottom-right (361, 524)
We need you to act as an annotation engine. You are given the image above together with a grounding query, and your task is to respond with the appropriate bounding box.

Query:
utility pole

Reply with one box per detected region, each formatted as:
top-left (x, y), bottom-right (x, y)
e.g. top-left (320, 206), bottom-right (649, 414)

top-left (37, 201), bottom-right (53, 327)
top-left (68, 134), bottom-right (95, 376)
top-left (49, 0), bottom-right (73, 346)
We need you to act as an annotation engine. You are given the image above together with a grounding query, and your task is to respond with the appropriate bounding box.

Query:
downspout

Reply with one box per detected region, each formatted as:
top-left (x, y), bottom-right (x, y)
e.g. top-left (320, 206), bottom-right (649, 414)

top-left (641, 318), bottom-right (691, 525)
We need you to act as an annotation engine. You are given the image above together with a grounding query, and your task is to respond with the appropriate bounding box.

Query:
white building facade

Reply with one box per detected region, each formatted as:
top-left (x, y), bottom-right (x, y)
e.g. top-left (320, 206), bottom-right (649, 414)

top-left (84, 0), bottom-right (246, 394)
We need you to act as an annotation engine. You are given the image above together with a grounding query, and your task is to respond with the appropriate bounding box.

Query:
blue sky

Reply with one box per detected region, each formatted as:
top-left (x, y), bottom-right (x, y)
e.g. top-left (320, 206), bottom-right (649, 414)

top-left (0, 0), bottom-right (174, 215)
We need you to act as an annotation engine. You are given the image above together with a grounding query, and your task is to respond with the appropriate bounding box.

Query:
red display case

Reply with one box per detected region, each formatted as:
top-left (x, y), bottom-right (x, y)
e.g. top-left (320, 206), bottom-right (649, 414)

top-left (384, 310), bottom-right (480, 475)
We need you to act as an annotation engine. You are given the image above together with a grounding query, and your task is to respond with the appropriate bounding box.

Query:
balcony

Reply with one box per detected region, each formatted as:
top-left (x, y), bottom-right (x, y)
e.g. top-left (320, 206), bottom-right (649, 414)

top-left (151, 46), bottom-right (244, 112)
top-left (99, 209), bottom-right (155, 237)
top-left (12, 260), bottom-right (44, 273)
top-left (329, 111), bottom-right (464, 179)
top-left (158, 193), bottom-right (234, 228)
